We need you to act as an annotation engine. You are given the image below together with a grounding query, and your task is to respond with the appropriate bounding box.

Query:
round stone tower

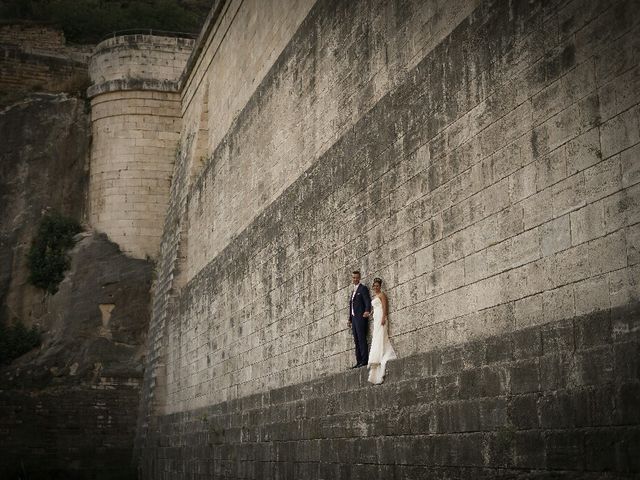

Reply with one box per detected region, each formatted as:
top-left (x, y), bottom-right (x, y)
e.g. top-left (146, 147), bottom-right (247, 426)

top-left (87, 33), bottom-right (195, 260)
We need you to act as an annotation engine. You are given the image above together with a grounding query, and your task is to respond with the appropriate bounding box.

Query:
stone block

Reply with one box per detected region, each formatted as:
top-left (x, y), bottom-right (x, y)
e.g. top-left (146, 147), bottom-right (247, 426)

top-left (509, 359), bottom-right (540, 394)
top-left (512, 328), bottom-right (543, 359)
top-left (539, 391), bottom-right (576, 428)
top-left (536, 146), bottom-right (567, 191)
top-left (541, 214), bottom-right (571, 256)
top-left (514, 294), bottom-right (544, 329)
top-left (522, 187), bottom-right (554, 229)
top-left (587, 230), bottom-right (627, 277)
top-left (509, 161), bottom-right (537, 203)
top-left (464, 250), bottom-right (487, 284)
top-left (509, 393), bottom-right (539, 430)
top-left (604, 183), bottom-right (640, 233)
top-left (513, 430), bottom-right (546, 469)
top-left (600, 104), bottom-right (640, 159)
top-left (458, 366), bottom-right (505, 399)
top-left (484, 334), bottom-right (514, 364)
top-left (616, 383), bottom-right (640, 425)
top-left (543, 284), bottom-right (576, 323)
top-left (622, 142), bottom-right (640, 188)
top-left (570, 200), bottom-right (605, 246)
top-left (552, 172), bottom-right (586, 217)
top-left (573, 347), bottom-right (614, 387)
top-left (614, 341), bottom-right (640, 383)
top-left (545, 431), bottom-right (585, 471)
top-left (584, 154), bottom-right (622, 204)
top-left (574, 275), bottom-right (612, 316)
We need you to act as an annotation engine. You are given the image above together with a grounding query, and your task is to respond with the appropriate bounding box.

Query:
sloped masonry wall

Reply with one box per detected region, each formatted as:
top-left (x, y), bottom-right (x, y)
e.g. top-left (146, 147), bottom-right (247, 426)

top-left (137, 0), bottom-right (640, 477)
top-left (140, 305), bottom-right (639, 478)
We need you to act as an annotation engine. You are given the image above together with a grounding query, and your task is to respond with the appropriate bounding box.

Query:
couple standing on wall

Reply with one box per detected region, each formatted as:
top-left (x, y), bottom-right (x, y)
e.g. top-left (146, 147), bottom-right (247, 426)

top-left (348, 271), bottom-right (397, 385)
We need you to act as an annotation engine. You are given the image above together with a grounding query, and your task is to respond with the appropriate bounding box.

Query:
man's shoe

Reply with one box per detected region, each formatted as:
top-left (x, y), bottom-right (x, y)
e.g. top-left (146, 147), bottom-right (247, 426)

top-left (351, 363), bottom-right (360, 369)
top-left (357, 363), bottom-right (367, 368)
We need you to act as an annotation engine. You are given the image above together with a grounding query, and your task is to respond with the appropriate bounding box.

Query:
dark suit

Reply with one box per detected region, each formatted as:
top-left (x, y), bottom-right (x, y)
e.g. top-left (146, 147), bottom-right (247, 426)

top-left (349, 283), bottom-right (372, 365)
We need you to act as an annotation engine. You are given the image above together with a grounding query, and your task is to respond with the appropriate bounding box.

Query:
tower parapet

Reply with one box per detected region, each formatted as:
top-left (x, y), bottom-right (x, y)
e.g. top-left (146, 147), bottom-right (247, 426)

top-left (87, 33), bottom-right (195, 260)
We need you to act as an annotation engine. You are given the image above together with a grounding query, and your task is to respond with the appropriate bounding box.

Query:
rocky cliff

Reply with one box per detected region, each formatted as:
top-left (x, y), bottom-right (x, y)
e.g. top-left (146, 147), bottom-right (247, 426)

top-left (0, 93), bottom-right (153, 478)
top-left (0, 93), bottom-right (89, 328)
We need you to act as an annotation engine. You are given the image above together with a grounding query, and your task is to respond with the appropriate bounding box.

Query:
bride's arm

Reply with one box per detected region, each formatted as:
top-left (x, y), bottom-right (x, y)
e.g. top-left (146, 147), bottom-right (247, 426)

top-left (380, 292), bottom-right (388, 325)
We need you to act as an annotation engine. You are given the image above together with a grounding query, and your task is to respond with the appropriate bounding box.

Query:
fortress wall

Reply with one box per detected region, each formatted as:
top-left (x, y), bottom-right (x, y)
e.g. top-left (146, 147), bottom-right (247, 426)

top-left (89, 34), bottom-right (193, 85)
top-left (87, 35), bottom-right (194, 260)
top-left (88, 90), bottom-right (181, 259)
top-left (142, 306), bottom-right (640, 478)
top-left (160, 0), bottom-right (484, 413)
top-left (0, 47), bottom-right (88, 92)
top-left (157, 0), bottom-right (640, 411)
top-left (137, 0), bottom-right (640, 476)
top-left (0, 24), bottom-right (90, 93)
top-left (182, 0), bottom-right (480, 280)
top-left (180, 0), bottom-right (317, 159)
top-left (0, 23), bottom-right (67, 51)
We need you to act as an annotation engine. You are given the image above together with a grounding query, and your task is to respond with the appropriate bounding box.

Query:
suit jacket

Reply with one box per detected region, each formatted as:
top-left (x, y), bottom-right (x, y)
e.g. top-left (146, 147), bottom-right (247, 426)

top-left (349, 283), bottom-right (372, 321)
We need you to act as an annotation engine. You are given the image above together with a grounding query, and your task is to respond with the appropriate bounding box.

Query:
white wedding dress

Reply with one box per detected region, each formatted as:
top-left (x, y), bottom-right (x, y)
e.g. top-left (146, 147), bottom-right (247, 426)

top-left (367, 295), bottom-right (397, 384)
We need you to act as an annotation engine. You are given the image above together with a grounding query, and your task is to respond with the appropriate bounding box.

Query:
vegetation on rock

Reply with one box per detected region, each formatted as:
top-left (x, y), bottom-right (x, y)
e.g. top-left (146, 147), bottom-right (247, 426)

top-left (0, 0), bottom-right (211, 43)
top-left (27, 212), bottom-right (82, 294)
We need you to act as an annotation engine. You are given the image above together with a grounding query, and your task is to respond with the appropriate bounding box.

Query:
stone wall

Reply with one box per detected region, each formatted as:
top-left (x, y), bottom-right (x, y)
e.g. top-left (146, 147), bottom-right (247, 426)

top-left (87, 34), bottom-right (195, 260)
top-left (89, 34), bottom-right (194, 93)
top-left (0, 47), bottom-right (88, 92)
top-left (0, 23), bottom-right (66, 52)
top-left (159, 0), bottom-right (639, 409)
top-left (0, 23), bottom-right (90, 94)
top-left (135, 0), bottom-right (640, 476)
top-left (0, 382), bottom-right (140, 480)
top-left (180, 0), bottom-right (317, 161)
top-left (181, 0), bottom-right (480, 277)
top-left (139, 304), bottom-right (640, 478)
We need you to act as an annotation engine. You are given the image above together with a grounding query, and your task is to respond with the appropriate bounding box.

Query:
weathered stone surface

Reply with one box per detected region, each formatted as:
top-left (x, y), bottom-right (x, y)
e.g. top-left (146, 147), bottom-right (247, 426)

top-left (124, 0), bottom-right (640, 477)
top-left (0, 386), bottom-right (140, 480)
top-left (137, 0), bottom-right (640, 417)
top-left (0, 24), bottom-right (91, 98)
top-left (0, 93), bottom-right (89, 328)
top-left (1, 231), bottom-right (152, 385)
top-left (86, 33), bottom-right (196, 260)
top-left (0, 231), bottom-right (152, 478)
top-left (136, 305), bottom-right (640, 478)
top-left (0, 90), bottom-right (152, 479)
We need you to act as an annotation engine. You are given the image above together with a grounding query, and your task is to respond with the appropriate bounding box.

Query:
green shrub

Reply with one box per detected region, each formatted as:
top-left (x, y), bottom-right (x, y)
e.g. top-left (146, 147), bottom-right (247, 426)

top-left (0, 0), bottom-right (209, 43)
top-left (27, 212), bottom-right (82, 294)
top-left (0, 319), bottom-right (41, 365)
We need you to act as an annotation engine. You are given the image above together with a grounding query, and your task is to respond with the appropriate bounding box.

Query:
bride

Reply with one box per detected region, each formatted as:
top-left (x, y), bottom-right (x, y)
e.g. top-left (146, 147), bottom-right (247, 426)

top-left (367, 277), bottom-right (397, 384)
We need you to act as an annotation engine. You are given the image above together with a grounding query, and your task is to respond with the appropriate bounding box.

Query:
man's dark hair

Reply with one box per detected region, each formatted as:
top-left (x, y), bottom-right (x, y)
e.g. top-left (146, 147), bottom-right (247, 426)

top-left (352, 270), bottom-right (361, 276)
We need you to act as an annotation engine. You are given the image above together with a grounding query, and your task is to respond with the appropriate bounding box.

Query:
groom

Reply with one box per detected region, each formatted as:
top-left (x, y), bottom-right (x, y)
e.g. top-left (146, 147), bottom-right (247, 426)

top-left (347, 270), bottom-right (372, 368)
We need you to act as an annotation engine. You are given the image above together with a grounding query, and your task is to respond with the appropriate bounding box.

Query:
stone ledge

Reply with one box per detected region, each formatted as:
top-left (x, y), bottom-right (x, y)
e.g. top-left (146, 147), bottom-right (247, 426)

top-left (0, 44), bottom-right (88, 67)
top-left (92, 33), bottom-right (196, 56)
top-left (137, 303), bottom-right (640, 478)
top-left (87, 78), bottom-right (180, 98)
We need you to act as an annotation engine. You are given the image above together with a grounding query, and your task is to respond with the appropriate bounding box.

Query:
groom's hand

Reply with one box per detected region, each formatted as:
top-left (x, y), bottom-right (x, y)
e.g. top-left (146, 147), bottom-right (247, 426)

top-left (363, 311), bottom-right (370, 318)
